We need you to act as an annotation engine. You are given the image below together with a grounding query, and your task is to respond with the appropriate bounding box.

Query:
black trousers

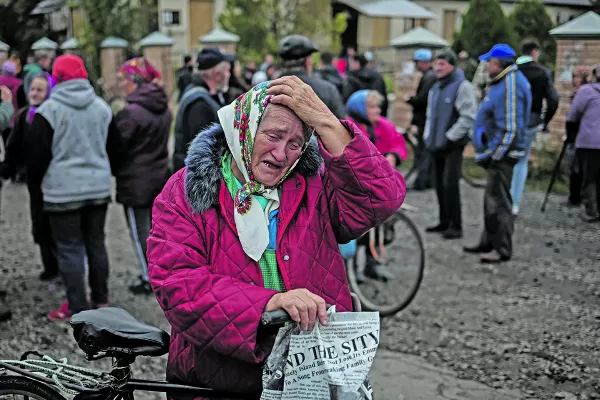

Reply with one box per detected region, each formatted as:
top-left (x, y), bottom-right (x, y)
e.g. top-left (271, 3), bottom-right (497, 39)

top-left (413, 125), bottom-right (433, 189)
top-left (48, 204), bottom-right (110, 313)
top-left (431, 147), bottom-right (464, 231)
top-left (577, 148), bottom-right (600, 217)
top-left (478, 160), bottom-right (515, 259)
top-left (28, 184), bottom-right (58, 275)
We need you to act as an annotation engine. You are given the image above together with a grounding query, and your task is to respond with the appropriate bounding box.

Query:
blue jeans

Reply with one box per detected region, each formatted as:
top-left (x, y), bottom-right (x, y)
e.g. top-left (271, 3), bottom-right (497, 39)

top-left (510, 127), bottom-right (538, 211)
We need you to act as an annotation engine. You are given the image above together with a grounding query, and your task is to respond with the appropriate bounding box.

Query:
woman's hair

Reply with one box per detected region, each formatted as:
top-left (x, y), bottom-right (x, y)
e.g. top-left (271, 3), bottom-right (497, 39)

top-left (366, 90), bottom-right (384, 106)
top-left (572, 66), bottom-right (591, 86)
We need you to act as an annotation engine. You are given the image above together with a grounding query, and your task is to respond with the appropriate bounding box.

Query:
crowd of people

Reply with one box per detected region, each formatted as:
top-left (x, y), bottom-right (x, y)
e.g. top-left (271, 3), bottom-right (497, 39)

top-left (406, 39), bottom-right (599, 264)
top-left (0, 35), bottom-right (410, 323)
top-left (0, 32), bottom-right (598, 397)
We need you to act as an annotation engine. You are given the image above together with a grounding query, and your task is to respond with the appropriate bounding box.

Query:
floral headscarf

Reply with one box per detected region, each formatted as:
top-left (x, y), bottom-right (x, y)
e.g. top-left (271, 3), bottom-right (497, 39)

top-left (217, 81), bottom-right (310, 261)
top-left (119, 57), bottom-right (161, 85)
top-left (27, 72), bottom-right (56, 123)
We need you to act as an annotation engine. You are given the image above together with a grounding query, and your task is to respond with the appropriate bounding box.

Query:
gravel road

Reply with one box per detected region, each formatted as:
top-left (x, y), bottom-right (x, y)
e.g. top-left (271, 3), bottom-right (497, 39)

top-left (0, 179), bottom-right (598, 400)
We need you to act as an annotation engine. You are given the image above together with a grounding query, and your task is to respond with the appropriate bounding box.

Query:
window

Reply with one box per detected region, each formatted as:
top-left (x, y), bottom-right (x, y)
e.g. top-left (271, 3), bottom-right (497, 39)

top-left (163, 10), bottom-right (180, 26)
top-left (443, 9), bottom-right (457, 41)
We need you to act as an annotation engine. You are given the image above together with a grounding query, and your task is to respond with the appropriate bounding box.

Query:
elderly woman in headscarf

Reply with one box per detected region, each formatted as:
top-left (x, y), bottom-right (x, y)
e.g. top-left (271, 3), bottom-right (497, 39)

top-left (345, 89), bottom-right (409, 282)
top-left (112, 57), bottom-right (172, 295)
top-left (1, 72), bottom-right (58, 280)
top-left (147, 76), bottom-right (406, 395)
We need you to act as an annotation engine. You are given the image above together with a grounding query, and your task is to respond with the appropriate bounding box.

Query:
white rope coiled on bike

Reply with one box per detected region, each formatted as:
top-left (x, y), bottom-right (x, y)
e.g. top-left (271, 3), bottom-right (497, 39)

top-left (0, 355), bottom-right (115, 395)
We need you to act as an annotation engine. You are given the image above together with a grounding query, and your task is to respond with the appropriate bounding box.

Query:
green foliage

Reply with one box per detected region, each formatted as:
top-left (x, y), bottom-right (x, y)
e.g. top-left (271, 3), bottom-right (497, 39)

top-left (219, 0), bottom-right (347, 63)
top-left (78, 0), bottom-right (157, 86)
top-left (457, 0), bottom-right (513, 60)
top-left (0, 0), bottom-right (46, 61)
top-left (507, 0), bottom-right (556, 66)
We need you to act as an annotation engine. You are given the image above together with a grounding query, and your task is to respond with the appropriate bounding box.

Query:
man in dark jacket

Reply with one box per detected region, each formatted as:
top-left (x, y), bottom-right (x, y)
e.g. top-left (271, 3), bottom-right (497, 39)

top-left (176, 55), bottom-right (194, 103)
top-left (317, 51), bottom-right (344, 96)
top-left (114, 58), bottom-right (173, 294)
top-left (278, 35), bottom-right (346, 119)
top-left (343, 53), bottom-right (388, 117)
top-left (424, 50), bottom-right (477, 240)
top-left (511, 39), bottom-right (560, 215)
top-left (407, 49), bottom-right (437, 190)
top-left (173, 48), bottom-right (233, 172)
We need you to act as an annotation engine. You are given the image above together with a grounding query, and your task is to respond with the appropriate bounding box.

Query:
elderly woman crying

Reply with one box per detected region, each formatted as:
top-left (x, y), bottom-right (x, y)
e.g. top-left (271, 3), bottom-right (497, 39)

top-left (147, 76), bottom-right (406, 396)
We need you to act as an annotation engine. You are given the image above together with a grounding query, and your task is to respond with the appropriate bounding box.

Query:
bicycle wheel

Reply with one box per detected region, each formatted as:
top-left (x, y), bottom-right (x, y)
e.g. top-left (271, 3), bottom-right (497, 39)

top-left (401, 133), bottom-right (418, 181)
top-left (346, 210), bottom-right (425, 316)
top-left (0, 376), bottom-right (66, 400)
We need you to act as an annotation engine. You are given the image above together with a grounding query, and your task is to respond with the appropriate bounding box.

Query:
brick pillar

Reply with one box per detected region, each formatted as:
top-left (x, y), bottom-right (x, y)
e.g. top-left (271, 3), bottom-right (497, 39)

top-left (140, 32), bottom-right (174, 100)
top-left (100, 36), bottom-right (129, 100)
top-left (391, 50), bottom-right (420, 130)
top-left (200, 41), bottom-right (237, 55)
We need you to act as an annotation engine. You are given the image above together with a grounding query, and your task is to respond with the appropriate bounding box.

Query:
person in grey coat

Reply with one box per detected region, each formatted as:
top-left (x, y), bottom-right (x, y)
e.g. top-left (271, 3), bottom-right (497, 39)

top-left (424, 50), bottom-right (477, 239)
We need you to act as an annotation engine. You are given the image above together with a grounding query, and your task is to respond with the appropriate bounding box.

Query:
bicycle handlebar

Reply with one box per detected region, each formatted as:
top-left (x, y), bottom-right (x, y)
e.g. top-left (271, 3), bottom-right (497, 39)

top-left (261, 309), bottom-right (293, 326)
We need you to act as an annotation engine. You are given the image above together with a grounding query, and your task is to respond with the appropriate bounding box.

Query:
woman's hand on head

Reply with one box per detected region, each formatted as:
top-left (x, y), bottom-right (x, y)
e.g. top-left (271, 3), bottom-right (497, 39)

top-left (265, 288), bottom-right (328, 331)
top-left (267, 76), bottom-right (336, 132)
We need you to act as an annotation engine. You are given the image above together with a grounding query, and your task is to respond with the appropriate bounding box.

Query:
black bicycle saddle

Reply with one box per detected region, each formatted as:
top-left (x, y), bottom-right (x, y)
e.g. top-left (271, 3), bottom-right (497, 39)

top-left (70, 307), bottom-right (170, 358)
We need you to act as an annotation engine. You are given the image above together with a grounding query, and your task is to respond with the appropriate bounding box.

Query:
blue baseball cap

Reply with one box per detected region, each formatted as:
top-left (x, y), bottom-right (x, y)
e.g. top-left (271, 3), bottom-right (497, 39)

top-left (479, 44), bottom-right (516, 62)
top-left (414, 49), bottom-right (432, 61)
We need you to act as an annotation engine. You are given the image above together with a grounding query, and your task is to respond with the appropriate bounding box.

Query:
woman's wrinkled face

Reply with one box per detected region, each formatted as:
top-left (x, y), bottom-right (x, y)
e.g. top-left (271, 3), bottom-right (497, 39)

top-left (29, 77), bottom-right (48, 106)
top-left (251, 104), bottom-right (306, 187)
top-left (366, 96), bottom-right (381, 125)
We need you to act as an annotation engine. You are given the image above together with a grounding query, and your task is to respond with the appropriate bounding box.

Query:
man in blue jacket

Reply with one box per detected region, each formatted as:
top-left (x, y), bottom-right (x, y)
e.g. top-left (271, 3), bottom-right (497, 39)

top-left (465, 44), bottom-right (532, 263)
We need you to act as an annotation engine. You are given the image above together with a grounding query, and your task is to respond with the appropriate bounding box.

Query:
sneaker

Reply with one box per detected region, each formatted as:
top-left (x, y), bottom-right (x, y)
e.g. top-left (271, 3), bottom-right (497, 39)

top-left (425, 224), bottom-right (449, 233)
top-left (129, 279), bottom-right (153, 295)
top-left (512, 205), bottom-right (519, 216)
top-left (47, 302), bottom-right (73, 321)
top-left (39, 270), bottom-right (59, 281)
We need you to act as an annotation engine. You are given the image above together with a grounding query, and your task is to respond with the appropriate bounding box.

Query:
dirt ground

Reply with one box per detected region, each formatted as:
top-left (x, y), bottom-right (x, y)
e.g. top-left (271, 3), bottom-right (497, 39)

top-left (0, 179), bottom-right (599, 400)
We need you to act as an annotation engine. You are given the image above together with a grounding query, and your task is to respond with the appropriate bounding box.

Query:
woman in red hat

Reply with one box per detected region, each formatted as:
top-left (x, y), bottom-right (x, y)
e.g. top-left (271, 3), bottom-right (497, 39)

top-left (26, 54), bottom-right (120, 320)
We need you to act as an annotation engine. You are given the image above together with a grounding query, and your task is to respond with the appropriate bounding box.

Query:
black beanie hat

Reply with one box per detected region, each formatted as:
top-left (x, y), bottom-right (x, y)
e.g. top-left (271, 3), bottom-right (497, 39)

top-left (436, 49), bottom-right (458, 66)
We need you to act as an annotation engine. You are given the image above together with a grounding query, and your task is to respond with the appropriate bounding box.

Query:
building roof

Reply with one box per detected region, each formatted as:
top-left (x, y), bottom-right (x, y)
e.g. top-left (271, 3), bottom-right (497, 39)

top-left (60, 38), bottom-right (79, 50)
top-left (200, 27), bottom-right (240, 44)
top-left (415, 0), bottom-right (591, 7)
top-left (31, 0), bottom-right (67, 15)
top-left (139, 31), bottom-right (174, 47)
top-left (390, 27), bottom-right (449, 48)
top-left (0, 40), bottom-right (9, 51)
top-left (337, 0), bottom-right (437, 19)
top-left (100, 36), bottom-right (129, 49)
top-left (550, 11), bottom-right (600, 38)
top-left (31, 37), bottom-right (58, 50)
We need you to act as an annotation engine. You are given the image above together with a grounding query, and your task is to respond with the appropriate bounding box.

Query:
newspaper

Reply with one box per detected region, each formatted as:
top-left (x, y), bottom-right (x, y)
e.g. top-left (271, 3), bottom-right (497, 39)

top-left (261, 307), bottom-right (379, 400)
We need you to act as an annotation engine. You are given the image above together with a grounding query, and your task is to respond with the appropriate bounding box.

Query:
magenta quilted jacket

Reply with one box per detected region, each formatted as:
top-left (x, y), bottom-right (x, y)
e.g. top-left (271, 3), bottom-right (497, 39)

top-left (147, 120), bottom-right (405, 397)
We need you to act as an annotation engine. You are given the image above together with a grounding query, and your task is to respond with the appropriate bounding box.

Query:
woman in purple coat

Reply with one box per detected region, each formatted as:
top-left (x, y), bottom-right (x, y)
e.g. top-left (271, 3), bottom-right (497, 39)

top-left (113, 58), bottom-right (173, 294)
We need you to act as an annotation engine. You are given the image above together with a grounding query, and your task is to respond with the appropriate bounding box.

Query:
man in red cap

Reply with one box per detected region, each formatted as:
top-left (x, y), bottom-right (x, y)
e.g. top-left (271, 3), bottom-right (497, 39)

top-left (27, 54), bottom-right (119, 320)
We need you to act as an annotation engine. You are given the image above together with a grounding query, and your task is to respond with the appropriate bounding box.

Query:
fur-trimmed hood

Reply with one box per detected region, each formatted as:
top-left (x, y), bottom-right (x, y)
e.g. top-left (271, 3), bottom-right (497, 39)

top-left (184, 123), bottom-right (323, 214)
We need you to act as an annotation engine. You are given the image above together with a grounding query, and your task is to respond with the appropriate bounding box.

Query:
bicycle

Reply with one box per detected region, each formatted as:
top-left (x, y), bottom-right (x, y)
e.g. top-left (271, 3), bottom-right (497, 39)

top-left (343, 204), bottom-right (425, 317)
top-left (0, 307), bottom-right (294, 400)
